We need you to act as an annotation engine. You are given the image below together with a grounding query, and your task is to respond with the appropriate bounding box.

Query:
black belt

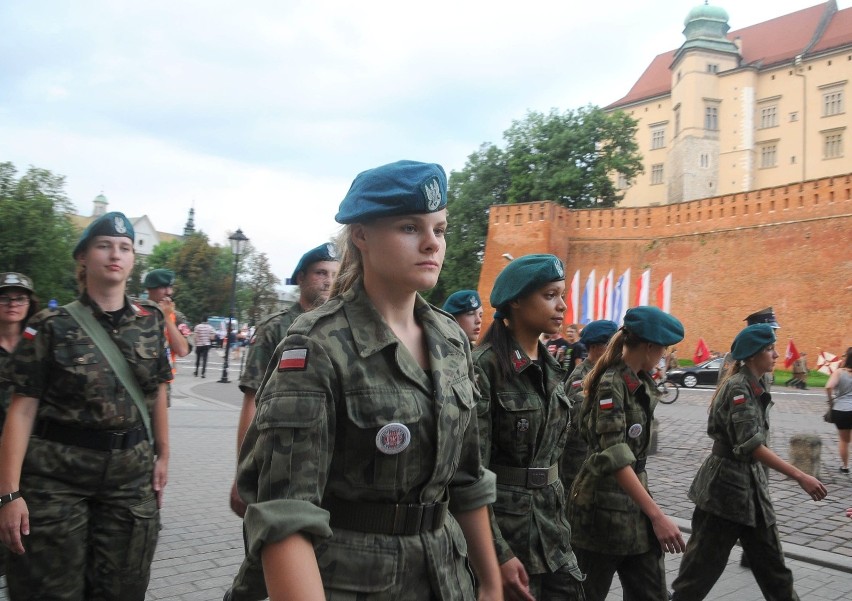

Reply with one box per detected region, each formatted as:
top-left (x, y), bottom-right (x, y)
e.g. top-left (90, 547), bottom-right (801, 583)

top-left (323, 496), bottom-right (448, 536)
top-left (34, 419), bottom-right (147, 451)
top-left (712, 440), bottom-right (756, 463)
top-left (633, 457), bottom-right (647, 474)
top-left (491, 463), bottom-right (559, 489)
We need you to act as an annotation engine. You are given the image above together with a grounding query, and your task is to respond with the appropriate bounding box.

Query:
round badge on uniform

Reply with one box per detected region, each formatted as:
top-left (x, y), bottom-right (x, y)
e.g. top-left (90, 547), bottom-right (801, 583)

top-left (516, 418), bottom-right (530, 432)
top-left (628, 423), bottom-right (643, 439)
top-left (376, 423), bottom-right (411, 455)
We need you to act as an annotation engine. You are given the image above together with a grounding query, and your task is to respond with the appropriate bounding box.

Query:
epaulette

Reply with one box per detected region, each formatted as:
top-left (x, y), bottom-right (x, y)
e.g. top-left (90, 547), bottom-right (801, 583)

top-left (622, 369), bottom-right (641, 394)
top-left (133, 298), bottom-right (164, 319)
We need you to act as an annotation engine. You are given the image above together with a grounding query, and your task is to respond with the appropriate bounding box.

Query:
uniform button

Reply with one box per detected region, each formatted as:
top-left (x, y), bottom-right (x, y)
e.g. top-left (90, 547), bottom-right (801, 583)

top-left (76, 357), bottom-right (85, 363)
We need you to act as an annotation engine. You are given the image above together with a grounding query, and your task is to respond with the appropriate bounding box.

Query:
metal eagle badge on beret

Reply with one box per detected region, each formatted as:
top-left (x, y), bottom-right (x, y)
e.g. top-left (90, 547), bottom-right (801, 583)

top-left (422, 177), bottom-right (443, 211)
top-left (114, 216), bottom-right (128, 234)
top-left (553, 256), bottom-right (564, 278)
top-left (376, 423), bottom-right (411, 454)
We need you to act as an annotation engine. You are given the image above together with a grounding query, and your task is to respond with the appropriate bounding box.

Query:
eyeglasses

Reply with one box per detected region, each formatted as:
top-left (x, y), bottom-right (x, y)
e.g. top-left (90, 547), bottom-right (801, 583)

top-left (0, 295), bottom-right (31, 306)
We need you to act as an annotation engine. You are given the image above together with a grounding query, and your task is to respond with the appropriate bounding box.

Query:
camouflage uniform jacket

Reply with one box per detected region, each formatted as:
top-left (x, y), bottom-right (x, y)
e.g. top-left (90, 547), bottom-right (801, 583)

top-left (568, 361), bottom-right (657, 555)
top-left (473, 341), bottom-right (582, 577)
top-left (238, 302), bottom-right (304, 393)
top-left (1, 293), bottom-right (171, 430)
top-left (560, 358), bottom-right (593, 490)
top-left (688, 370), bottom-right (775, 528)
top-left (0, 345), bottom-right (13, 426)
top-left (233, 280), bottom-right (495, 599)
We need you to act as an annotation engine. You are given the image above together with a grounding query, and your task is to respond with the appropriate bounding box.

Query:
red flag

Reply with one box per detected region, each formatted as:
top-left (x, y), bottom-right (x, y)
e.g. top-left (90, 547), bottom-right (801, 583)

top-left (694, 338), bottom-right (711, 364)
top-left (784, 339), bottom-right (800, 369)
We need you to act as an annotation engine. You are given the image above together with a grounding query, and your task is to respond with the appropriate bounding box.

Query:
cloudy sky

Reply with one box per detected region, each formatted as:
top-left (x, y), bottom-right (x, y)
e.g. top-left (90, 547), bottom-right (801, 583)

top-left (1, 0), bottom-right (843, 280)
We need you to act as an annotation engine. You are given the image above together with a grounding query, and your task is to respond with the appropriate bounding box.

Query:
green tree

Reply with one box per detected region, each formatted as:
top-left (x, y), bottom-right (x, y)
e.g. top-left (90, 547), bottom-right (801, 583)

top-left (0, 162), bottom-right (78, 303)
top-left (433, 105), bottom-right (642, 300)
top-left (238, 247), bottom-right (281, 326)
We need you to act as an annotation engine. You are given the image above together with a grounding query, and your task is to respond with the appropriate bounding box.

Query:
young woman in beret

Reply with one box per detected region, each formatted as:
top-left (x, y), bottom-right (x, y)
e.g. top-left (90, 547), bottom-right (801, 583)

top-left (474, 254), bottom-right (586, 601)
top-left (670, 324), bottom-right (827, 600)
top-left (0, 272), bottom-right (39, 435)
top-left (225, 160), bottom-right (501, 601)
top-left (442, 289), bottom-right (484, 345)
top-left (0, 212), bottom-right (171, 600)
top-left (568, 306), bottom-right (686, 601)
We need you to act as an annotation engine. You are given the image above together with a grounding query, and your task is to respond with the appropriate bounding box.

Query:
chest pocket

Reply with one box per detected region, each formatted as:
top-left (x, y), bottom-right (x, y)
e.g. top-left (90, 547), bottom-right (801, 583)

top-left (343, 390), bottom-right (423, 492)
top-left (54, 343), bottom-right (99, 370)
top-left (494, 392), bottom-right (542, 460)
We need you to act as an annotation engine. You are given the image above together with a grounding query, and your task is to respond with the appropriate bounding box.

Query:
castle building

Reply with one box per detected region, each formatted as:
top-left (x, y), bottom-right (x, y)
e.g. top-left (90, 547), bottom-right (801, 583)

top-left (607, 1), bottom-right (852, 206)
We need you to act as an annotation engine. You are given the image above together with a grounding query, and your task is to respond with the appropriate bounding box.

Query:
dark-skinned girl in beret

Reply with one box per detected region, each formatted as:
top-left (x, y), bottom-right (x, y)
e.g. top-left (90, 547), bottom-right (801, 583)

top-left (474, 253), bottom-right (586, 600)
top-left (0, 211), bottom-right (171, 599)
top-left (670, 324), bottom-right (827, 600)
top-left (568, 305), bottom-right (686, 601)
top-left (225, 160), bottom-right (502, 601)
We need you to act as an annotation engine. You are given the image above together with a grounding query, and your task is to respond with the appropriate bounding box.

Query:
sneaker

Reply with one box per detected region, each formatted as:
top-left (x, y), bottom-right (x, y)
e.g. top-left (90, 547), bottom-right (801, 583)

top-left (841, 467), bottom-right (850, 474)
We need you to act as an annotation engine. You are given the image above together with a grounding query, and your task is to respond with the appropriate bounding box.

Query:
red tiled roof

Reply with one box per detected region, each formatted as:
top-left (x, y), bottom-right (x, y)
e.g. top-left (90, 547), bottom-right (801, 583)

top-left (607, 2), bottom-right (850, 110)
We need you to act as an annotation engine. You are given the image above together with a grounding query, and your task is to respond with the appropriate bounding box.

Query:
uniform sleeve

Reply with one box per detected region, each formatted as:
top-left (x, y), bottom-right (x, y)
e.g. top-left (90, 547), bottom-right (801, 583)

top-left (238, 333), bottom-right (335, 560)
top-left (721, 382), bottom-right (765, 457)
top-left (239, 316), bottom-right (287, 393)
top-left (448, 348), bottom-right (497, 514)
top-left (584, 371), bottom-right (636, 475)
top-left (2, 310), bottom-right (52, 399)
top-left (473, 355), bottom-right (516, 564)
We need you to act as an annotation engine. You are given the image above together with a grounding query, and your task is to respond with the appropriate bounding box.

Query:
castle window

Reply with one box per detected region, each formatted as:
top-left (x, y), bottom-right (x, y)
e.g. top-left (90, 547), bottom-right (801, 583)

top-left (759, 105), bottom-right (778, 129)
top-left (707, 63), bottom-right (719, 74)
top-left (651, 164), bottom-right (664, 185)
top-left (823, 88), bottom-right (844, 116)
top-left (618, 173), bottom-right (630, 189)
top-left (760, 144), bottom-right (778, 169)
top-left (651, 125), bottom-right (666, 150)
top-left (705, 105), bottom-right (719, 131)
top-left (699, 154), bottom-right (709, 168)
top-left (823, 130), bottom-right (844, 159)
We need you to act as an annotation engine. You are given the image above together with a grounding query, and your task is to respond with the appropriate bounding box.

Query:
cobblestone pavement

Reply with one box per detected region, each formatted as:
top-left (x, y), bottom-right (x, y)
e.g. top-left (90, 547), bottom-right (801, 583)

top-left (1, 356), bottom-right (850, 600)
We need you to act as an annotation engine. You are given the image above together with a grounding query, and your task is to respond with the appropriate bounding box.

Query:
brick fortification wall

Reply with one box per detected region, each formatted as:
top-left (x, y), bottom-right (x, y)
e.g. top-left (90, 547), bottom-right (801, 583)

top-left (478, 175), bottom-right (852, 361)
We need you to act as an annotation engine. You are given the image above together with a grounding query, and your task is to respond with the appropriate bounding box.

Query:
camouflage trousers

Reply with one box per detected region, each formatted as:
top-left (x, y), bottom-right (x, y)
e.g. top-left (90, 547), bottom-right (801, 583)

top-left (7, 437), bottom-right (160, 601)
top-left (574, 546), bottom-right (667, 601)
top-left (671, 507), bottom-right (798, 601)
top-left (528, 566), bottom-right (587, 600)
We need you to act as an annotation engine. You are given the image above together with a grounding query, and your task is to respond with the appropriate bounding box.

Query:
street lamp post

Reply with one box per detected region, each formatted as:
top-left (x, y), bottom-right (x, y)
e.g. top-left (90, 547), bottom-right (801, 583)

top-left (219, 228), bottom-right (249, 384)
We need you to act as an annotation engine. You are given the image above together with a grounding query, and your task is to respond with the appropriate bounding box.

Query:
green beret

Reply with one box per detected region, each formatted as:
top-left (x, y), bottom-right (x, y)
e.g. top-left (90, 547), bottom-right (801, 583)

top-left (292, 243), bottom-right (339, 282)
top-left (73, 211), bottom-right (134, 258)
top-left (442, 290), bottom-right (482, 315)
top-left (580, 320), bottom-right (618, 346)
top-left (623, 306), bottom-right (684, 346)
top-left (143, 268), bottom-right (175, 289)
top-left (335, 160), bottom-right (447, 224)
top-left (0, 272), bottom-right (34, 293)
top-left (490, 254), bottom-right (565, 311)
top-left (731, 324), bottom-right (776, 361)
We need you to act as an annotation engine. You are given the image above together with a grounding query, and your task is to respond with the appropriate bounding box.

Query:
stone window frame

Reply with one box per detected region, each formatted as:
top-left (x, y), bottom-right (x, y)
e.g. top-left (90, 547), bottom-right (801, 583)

top-left (650, 121), bottom-right (667, 150)
top-left (820, 81), bottom-right (846, 117)
top-left (651, 163), bottom-right (664, 185)
top-left (759, 141), bottom-right (779, 169)
top-left (821, 127), bottom-right (845, 159)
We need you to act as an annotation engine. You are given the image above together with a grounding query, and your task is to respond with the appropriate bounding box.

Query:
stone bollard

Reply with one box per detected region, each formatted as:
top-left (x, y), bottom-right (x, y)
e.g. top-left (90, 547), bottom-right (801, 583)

top-left (788, 434), bottom-right (821, 479)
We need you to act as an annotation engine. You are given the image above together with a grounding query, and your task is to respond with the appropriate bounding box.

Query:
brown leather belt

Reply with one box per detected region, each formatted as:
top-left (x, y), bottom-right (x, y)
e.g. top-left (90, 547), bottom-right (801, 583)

top-left (34, 419), bottom-right (147, 451)
top-left (322, 496), bottom-right (448, 536)
top-left (491, 463), bottom-right (559, 489)
top-left (712, 440), bottom-right (757, 463)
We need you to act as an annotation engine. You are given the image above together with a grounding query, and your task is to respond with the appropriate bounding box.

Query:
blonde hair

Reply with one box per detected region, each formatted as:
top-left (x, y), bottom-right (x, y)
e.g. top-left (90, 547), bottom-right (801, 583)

top-left (330, 225), bottom-right (363, 297)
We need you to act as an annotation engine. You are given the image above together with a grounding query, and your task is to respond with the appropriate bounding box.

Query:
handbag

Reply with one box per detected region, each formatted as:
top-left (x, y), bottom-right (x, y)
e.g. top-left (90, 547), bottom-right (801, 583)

top-left (824, 405), bottom-right (834, 423)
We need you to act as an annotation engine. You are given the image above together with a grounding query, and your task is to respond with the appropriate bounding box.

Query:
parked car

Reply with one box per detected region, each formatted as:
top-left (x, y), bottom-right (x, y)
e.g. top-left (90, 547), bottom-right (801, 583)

top-left (666, 357), bottom-right (725, 388)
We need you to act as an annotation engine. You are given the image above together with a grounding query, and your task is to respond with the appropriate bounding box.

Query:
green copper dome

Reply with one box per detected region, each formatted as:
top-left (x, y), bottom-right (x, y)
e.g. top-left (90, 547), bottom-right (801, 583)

top-left (684, 2), bottom-right (729, 28)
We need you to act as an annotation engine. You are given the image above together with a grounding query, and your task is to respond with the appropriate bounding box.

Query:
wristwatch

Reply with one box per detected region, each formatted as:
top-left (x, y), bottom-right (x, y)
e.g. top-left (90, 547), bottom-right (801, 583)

top-left (0, 491), bottom-right (22, 506)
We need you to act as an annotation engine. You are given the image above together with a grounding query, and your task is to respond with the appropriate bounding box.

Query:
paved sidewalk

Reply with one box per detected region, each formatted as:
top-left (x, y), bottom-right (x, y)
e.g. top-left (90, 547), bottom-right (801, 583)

top-left (2, 356), bottom-right (851, 600)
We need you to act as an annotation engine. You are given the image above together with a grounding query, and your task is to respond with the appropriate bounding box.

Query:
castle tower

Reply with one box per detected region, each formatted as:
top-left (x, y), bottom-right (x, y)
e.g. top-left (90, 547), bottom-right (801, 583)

top-left (183, 205), bottom-right (196, 236)
top-left (92, 193), bottom-right (108, 217)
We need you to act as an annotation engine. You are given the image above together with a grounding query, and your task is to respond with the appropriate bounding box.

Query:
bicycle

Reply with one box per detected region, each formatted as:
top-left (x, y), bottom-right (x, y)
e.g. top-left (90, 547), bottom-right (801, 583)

top-left (655, 375), bottom-right (680, 404)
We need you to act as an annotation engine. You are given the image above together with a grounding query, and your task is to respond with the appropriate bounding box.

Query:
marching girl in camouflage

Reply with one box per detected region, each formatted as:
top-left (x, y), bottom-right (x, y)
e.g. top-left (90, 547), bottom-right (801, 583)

top-left (474, 254), bottom-right (586, 601)
top-left (0, 272), bottom-right (39, 434)
top-left (568, 306), bottom-right (686, 601)
top-left (0, 212), bottom-right (172, 600)
top-left (225, 160), bottom-right (502, 601)
top-left (670, 324), bottom-right (827, 600)
top-left (560, 320), bottom-right (617, 494)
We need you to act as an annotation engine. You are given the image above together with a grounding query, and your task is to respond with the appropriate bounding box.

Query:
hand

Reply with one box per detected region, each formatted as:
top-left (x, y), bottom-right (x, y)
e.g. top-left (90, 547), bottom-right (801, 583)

top-left (797, 474), bottom-right (827, 501)
top-left (650, 513), bottom-right (686, 553)
top-left (845, 508), bottom-right (852, 518)
top-left (158, 298), bottom-right (176, 318)
top-left (0, 497), bottom-right (30, 555)
top-left (153, 456), bottom-right (169, 508)
top-left (499, 557), bottom-right (535, 601)
top-left (230, 481), bottom-right (247, 518)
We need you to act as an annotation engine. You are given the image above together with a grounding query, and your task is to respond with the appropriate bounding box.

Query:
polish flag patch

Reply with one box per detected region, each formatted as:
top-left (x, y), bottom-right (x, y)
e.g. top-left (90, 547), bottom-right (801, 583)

top-left (23, 326), bottom-right (37, 340)
top-left (132, 303), bottom-right (151, 317)
top-left (278, 348), bottom-right (308, 371)
top-left (571, 380), bottom-right (582, 388)
top-left (733, 394), bottom-right (746, 405)
top-left (599, 398), bottom-right (614, 410)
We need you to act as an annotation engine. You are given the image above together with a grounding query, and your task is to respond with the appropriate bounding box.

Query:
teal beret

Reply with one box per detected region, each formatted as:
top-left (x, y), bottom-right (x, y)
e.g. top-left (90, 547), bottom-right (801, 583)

top-left (442, 290), bottom-right (482, 315)
top-left (580, 320), bottom-right (618, 346)
top-left (143, 268), bottom-right (175, 289)
top-left (0, 272), bottom-right (34, 293)
top-left (335, 160), bottom-right (447, 224)
top-left (73, 211), bottom-right (134, 258)
top-left (292, 243), bottom-right (339, 282)
top-left (623, 306), bottom-right (684, 346)
top-left (490, 254), bottom-right (565, 311)
top-left (731, 324), bottom-right (776, 361)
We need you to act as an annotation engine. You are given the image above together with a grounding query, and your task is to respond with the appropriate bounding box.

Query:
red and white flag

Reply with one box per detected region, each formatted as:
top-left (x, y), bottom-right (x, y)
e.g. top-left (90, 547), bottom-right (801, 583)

top-left (656, 273), bottom-right (672, 313)
top-left (784, 339), bottom-right (800, 369)
top-left (565, 270), bottom-right (580, 325)
top-left (604, 269), bottom-right (614, 320)
top-left (596, 277), bottom-right (606, 320)
top-left (635, 269), bottom-right (650, 307)
top-left (816, 351), bottom-right (841, 375)
top-left (694, 338), bottom-right (711, 364)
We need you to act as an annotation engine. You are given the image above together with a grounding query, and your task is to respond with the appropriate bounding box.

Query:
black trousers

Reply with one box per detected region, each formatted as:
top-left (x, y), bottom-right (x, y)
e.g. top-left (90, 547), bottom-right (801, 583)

top-left (195, 345), bottom-right (211, 374)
